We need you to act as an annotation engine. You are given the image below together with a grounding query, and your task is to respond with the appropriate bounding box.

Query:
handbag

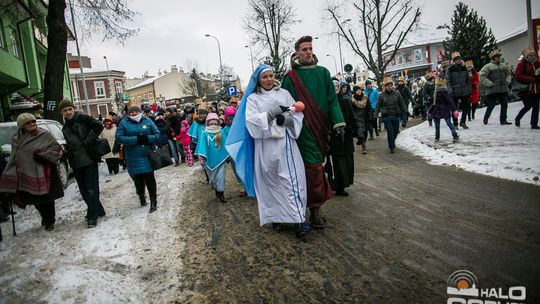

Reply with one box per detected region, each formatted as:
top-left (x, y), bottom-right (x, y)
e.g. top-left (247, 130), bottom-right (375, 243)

top-left (146, 145), bottom-right (173, 170)
top-left (87, 138), bottom-right (111, 161)
top-left (511, 78), bottom-right (530, 93)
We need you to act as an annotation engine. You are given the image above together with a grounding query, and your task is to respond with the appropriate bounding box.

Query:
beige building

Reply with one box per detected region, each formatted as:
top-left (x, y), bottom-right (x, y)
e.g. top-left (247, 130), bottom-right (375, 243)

top-left (126, 65), bottom-right (189, 105)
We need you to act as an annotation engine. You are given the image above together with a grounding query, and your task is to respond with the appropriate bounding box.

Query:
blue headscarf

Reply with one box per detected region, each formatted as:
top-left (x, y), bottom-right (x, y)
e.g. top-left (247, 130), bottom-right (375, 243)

top-left (225, 64), bottom-right (272, 197)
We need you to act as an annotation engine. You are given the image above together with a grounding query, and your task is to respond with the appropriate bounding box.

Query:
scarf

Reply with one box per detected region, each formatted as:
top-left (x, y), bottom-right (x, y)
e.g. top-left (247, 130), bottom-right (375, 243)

top-left (352, 95), bottom-right (368, 109)
top-left (285, 69), bottom-right (331, 156)
top-left (206, 124), bottom-right (221, 134)
top-left (290, 53), bottom-right (319, 69)
top-left (0, 128), bottom-right (61, 195)
top-left (129, 113), bottom-right (143, 123)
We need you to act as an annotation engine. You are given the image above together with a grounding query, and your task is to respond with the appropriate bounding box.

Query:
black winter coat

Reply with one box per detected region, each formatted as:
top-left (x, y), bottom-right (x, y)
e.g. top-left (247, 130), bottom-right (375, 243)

top-left (446, 64), bottom-right (472, 97)
top-left (397, 85), bottom-right (413, 105)
top-left (376, 90), bottom-right (406, 118)
top-left (329, 94), bottom-right (357, 156)
top-left (62, 112), bottom-right (104, 169)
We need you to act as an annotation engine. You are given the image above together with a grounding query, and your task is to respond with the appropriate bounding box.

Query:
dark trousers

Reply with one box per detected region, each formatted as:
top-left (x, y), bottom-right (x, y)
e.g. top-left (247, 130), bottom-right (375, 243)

top-left (484, 93), bottom-right (509, 123)
top-left (131, 172), bottom-right (157, 199)
top-left (515, 94), bottom-right (540, 127)
top-left (452, 95), bottom-right (471, 125)
top-left (469, 103), bottom-right (478, 119)
top-left (382, 116), bottom-right (400, 150)
top-left (105, 158), bottom-right (119, 174)
top-left (434, 117), bottom-right (458, 139)
top-left (73, 163), bottom-right (103, 221)
top-left (35, 200), bottom-right (55, 226)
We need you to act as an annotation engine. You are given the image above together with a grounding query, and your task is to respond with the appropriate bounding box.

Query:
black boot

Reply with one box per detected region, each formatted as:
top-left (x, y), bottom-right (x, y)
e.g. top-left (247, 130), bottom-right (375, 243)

top-left (149, 196), bottom-right (157, 213)
top-left (295, 223), bottom-right (311, 239)
top-left (217, 191), bottom-right (227, 203)
top-left (139, 194), bottom-right (147, 206)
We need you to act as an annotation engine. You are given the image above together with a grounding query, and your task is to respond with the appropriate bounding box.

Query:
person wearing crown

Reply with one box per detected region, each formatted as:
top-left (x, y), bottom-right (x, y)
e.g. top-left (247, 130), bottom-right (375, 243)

top-left (446, 51), bottom-right (472, 129)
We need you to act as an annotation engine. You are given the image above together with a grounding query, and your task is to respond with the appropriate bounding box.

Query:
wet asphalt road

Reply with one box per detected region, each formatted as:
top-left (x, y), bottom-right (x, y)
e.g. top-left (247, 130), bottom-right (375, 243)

top-left (177, 120), bottom-right (540, 303)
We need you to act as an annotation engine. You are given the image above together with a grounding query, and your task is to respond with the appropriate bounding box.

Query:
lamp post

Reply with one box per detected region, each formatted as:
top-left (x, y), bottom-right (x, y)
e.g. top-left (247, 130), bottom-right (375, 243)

top-left (205, 34), bottom-right (224, 88)
top-left (69, 0), bottom-right (90, 115)
top-left (103, 56), bottom-right (109, 71)
top-left (245, 45), bottom-right (254, 72)
top-left (337, 19), bottom-right (351, 77)
top-left (326, 54), bottom-right (338, 76)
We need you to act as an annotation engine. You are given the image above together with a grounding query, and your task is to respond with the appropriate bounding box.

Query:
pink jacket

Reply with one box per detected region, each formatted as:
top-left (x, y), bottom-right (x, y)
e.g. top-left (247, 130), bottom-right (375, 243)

top-left (179, 120), bottom-right (191, 146)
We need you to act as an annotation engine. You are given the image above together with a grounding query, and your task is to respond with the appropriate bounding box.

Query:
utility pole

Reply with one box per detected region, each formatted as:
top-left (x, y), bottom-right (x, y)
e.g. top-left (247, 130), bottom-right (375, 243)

top-left (69, 0), bottom-right (90, 115)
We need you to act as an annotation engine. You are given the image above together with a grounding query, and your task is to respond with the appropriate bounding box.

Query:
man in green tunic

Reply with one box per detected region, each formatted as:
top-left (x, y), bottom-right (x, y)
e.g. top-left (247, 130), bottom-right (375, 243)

top-left (281, 36), bottom-right (345, 229)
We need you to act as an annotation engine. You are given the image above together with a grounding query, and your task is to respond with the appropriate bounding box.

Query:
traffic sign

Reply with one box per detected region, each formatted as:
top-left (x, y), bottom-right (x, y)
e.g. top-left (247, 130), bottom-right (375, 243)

top-left (227, 86), bottom-right (238, 97)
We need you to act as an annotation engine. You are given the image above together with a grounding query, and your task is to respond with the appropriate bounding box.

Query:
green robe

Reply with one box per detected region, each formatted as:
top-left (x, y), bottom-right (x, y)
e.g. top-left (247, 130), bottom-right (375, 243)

top-left (282, 65), bottom-right (345, 164)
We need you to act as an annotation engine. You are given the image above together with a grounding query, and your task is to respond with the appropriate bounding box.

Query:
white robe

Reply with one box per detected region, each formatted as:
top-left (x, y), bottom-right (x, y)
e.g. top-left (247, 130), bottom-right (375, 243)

top-left (245, 87), bottom-right (307, 225)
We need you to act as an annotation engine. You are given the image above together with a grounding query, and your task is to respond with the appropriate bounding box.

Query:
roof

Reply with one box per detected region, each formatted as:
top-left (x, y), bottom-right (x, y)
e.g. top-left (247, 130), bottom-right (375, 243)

top-left (497, 14), bottom-right (540, 44)
top-left (69, 68), bottom-right (125, 76)
top-left (382, 28), bottom-right (448, 56)
top-left (127, 73), bottom-right (167, 90)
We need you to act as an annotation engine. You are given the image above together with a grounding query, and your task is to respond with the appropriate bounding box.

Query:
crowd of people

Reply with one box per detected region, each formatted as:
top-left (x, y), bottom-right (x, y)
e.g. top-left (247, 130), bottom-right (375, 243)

top-left (0, 38), bottom-right (538, 241)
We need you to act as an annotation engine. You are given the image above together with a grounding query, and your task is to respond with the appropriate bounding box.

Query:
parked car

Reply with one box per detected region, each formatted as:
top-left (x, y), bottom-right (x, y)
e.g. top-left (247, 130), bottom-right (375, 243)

top-left (0, 119), bottom-right (72, 188)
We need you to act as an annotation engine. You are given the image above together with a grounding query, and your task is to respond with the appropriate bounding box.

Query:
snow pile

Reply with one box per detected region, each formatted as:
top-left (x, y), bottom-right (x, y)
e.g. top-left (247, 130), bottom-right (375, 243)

top-left (0, 163), bottom-right (196, 303)
top-left (397, 102), bottom-right (540, 185)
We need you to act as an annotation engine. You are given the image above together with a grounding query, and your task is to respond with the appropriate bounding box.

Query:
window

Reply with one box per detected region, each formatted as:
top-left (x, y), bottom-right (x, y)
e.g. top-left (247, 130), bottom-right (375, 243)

top-left (94, 81), bottom-right (105, 97)
top-left (115, 81), bottom-right (123, 94)
top-left (9, 27), bottom-right (20, 58)
top-left (72, 81), bottom-right (79, 100)
top-left (0, 18), bottom-right (5, 49)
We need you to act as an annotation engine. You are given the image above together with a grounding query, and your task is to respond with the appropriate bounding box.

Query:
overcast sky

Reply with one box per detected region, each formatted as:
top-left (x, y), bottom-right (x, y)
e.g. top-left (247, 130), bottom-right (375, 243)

top-left (68, 0), bottom-right (539, 87)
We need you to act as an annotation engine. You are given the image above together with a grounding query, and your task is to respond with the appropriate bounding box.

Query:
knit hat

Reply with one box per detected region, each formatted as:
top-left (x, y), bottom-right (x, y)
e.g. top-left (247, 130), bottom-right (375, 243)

top-left (224, 106), bottom-right (237, 120)
top-left (57, 99), bottom-right (74, 112)
top-left (364, 80), bottom-right (371, 86)
top-left (352, 85), bottom-right (362, 93)
top-left (17, 113), bottom-right (36, 128)
top-left (521, 47), bottom-right (535, 56)
top-left (206, 112), bottom-right (219, 124)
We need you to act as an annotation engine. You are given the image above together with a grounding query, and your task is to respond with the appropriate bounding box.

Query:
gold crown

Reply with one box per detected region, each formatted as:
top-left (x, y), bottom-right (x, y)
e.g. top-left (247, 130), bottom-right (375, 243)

top-left (435, 78), bottom-right (446, 86)
top-left (465, 60), bottom-right (473, 67)
top-left (489, 49), bottom-right (501, 59)
top-left (383, 76), bottom-right (393, 85)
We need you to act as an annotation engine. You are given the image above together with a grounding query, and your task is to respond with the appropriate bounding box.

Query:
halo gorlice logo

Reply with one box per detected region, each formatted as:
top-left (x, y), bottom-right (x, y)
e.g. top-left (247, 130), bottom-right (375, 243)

top-left (446, 270), bottom-right (527, 304)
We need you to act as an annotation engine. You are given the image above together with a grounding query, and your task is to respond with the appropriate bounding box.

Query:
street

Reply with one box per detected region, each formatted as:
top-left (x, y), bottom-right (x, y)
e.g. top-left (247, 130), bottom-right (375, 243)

top-left (177, 121), bottom-right (540, 303)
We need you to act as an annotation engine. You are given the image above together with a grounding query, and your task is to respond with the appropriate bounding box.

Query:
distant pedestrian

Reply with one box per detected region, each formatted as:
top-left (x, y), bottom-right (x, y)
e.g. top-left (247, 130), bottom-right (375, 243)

top-left (100, 115), bottom-right (120, 175)
top-left (446, 51), bottom-right (472, 129)
top-left (179, 120), bottom-right (193, 166)
top-left (428, 79), bottom-right (459, 143)
top-left (165, 108), bottom-right (184, 166)
top-left (396, 77), bottom-right (413, 127)
top-left (0, 113), bottom-right (64, 231)
top-left (351, 85), bottom-right (372, 154)
top-left (479, 50), bottom-right (512, 125)
top-left (115, 102), bottom-right (161, 213)
top-left (375, 77), bottom-right (406, 153)
top-left (514, 47), bottom-right (540, 129)
top-left (58, 99), bottom-right (106, 228)
top-left (364, 80), bottom-right (380, 139)
top-left (424, 74), bottom-right (436, 126)
top-left (467, 61), bottom-right (480, 121)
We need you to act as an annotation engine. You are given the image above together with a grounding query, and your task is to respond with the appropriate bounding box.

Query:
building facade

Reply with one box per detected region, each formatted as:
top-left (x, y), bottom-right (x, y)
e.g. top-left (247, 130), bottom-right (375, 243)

top-left (0, 0), bottom-right (72, 121)
top-left (68, 53), bottom-right (126, 117)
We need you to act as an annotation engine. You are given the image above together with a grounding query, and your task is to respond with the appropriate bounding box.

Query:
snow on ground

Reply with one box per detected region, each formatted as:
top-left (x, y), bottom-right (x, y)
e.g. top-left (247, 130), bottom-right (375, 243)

top-left (0, 162), bottom-right (197, 303)
top-left (397, 102), bottom-right (540, 185)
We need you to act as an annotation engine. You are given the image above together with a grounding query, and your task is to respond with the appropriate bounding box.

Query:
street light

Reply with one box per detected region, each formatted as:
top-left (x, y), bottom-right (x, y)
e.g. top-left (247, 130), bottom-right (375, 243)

top-left (103, 56), bottom-right (109, 71)
top-left (245, 45), bottom-right (254, 72)
top-left (338, 19), bottom-right (351, 77)
top-left (326, 54), bottom-right (338, 76)
top-left (205, 34), bottom-right (224, 87)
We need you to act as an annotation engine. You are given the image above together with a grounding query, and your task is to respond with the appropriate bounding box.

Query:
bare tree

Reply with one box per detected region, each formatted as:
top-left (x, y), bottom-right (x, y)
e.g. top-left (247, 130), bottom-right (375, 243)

top-left (326, 0), bottom-right (421, 88)
top-left (243, 0), bottom-right (299, 79)
top-left (43, 0), bottom-right (138, 120)
top-left (178, 59), bottom-right (215, 98)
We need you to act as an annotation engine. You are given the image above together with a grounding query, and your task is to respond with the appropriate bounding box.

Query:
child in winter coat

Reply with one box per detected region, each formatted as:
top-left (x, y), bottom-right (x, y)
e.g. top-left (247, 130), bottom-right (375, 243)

top-left (195, 113), bottom-right (229, 202)
top-left (428, 79), bottom-right (460, 143)
top-left (179, 120), bottom-right (193, 166)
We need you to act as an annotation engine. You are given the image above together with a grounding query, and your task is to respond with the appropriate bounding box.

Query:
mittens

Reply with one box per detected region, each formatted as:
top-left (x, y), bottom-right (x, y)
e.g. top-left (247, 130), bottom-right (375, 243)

top-left (137, 135), bottom-right (150, 145)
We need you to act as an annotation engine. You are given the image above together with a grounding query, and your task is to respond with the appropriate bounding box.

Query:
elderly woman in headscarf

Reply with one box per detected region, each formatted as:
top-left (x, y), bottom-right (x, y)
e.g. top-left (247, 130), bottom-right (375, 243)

top-left (226, 64), bottom-right (309, 239)
top-left (0, 113), bottom-right (64, 231)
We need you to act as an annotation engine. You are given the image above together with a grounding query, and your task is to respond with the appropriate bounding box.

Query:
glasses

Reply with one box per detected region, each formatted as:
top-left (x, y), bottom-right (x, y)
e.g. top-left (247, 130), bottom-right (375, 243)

top-left (25, 120), bottom-right (37, 125)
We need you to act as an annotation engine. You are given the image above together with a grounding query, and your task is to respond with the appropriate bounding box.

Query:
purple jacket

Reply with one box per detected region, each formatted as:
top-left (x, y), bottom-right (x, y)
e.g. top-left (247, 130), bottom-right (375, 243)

top-left (428, 88), bottom-right (457, 119)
